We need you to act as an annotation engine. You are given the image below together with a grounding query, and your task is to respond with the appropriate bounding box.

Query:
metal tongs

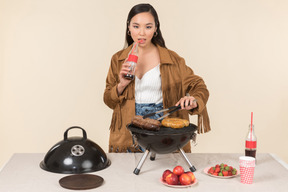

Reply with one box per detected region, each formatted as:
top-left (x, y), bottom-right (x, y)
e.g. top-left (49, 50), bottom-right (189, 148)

top-left (143, 99), bottom-right (197, 121)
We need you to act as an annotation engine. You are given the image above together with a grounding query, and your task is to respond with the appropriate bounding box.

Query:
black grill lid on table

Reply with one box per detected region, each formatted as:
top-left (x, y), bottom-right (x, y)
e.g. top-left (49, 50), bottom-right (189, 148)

top-left (40, 126), bottom-right (110, 174)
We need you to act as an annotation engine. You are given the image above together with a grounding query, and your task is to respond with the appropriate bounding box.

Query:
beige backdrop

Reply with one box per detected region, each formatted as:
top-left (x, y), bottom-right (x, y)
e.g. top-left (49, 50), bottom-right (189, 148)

top-left (1, 0), bottom-right (288, 168)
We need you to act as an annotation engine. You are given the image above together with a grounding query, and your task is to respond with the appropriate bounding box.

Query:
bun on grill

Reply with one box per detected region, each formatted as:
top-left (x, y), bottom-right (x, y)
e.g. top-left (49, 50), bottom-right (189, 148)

top-left (161, 118), bottom-right (189, 129)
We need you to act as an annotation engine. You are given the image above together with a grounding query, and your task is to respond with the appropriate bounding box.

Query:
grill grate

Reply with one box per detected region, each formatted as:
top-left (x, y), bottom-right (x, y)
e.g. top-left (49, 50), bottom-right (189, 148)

top-left (127, 123), bottom-right (197, 135)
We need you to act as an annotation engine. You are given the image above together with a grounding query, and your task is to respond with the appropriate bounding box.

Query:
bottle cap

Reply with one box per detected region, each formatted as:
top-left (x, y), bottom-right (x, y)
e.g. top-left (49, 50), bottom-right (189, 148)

top-left (127, 54), bottom-right (138, 63)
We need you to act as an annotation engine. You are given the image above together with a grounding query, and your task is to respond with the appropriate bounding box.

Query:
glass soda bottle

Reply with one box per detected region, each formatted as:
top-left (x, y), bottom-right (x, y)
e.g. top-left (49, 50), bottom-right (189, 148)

top-left (124, 42), bottom-right (139, 80)
top-left (245, 124), bottom-right (257, 158)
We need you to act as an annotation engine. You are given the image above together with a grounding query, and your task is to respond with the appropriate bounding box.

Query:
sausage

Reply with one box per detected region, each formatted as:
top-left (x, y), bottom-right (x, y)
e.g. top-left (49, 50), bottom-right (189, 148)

top-left (131, 115), bottom-right (161, 131)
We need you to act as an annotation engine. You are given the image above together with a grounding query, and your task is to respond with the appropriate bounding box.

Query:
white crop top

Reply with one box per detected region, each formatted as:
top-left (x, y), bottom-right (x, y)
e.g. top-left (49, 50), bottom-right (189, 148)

top-left (135, 64), bottom-right (163, 104)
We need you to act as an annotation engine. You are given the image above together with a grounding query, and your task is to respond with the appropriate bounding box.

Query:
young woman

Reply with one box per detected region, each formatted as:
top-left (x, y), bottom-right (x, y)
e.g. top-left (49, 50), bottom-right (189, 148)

top-left (104, 3), bottom-right (210, 153)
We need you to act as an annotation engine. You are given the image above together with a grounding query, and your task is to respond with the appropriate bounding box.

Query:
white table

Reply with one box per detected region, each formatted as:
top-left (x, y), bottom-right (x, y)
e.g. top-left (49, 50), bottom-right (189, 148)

top-left (0, 153), bottom-right (288, 192)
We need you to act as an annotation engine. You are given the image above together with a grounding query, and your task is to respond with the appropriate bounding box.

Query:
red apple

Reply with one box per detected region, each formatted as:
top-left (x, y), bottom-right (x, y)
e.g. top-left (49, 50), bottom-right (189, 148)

top-left (179, 173), bottom-right (192, 185)
top-left (162, 169), bottom-right (172, 181)
top-left (185, 171), bottom-right (196, 183)
top-left (165, 173), bottom-right (179, 185)
top-left (173, 165), bottom-right (184, 176)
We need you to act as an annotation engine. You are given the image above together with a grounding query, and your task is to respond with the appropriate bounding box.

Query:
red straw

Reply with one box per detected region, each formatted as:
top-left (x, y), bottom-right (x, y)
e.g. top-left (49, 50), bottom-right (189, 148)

top-left (131, 42), bottom-right (137, 54)
top-left (250, 112), bottom-right (253, 141)
top-left (131, 40), bottom-right (143, 54)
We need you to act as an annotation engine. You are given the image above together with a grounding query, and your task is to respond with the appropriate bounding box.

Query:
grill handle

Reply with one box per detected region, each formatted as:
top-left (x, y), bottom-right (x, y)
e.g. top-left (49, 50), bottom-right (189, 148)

top-left (64, 126), bottom-right (87, 141)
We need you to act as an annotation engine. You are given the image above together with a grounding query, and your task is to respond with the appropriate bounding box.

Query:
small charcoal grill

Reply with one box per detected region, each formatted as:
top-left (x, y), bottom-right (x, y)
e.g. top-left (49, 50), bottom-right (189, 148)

top-left (127, 123), bottom-right (197, 175)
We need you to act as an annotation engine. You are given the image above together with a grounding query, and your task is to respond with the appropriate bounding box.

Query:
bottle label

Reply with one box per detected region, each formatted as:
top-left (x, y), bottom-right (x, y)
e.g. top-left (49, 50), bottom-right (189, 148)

top-left (127, 54), bottom-right (138, 63)
top-left (246, 140), bottom-right (257, 149)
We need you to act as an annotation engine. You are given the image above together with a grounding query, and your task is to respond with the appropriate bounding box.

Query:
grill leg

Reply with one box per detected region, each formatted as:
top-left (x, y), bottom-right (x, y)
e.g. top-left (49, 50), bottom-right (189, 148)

top-left (133, 149), bottom-right (150, 175)
top-left (150, 152), bottom-right (156, 161)
top-left (178, 147), bottom-right (196, 172)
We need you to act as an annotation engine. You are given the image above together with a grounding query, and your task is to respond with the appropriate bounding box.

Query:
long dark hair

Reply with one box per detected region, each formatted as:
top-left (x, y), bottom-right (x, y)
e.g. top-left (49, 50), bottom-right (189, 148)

top-left (125, 4), bottom-right (166, 48)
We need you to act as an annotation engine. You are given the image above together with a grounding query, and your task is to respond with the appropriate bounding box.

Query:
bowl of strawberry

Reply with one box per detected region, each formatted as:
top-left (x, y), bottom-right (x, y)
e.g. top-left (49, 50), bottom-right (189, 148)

top-left (161, 165), bottom-right (197, 187)
top-left (204, 163), bottom-right (239, 178)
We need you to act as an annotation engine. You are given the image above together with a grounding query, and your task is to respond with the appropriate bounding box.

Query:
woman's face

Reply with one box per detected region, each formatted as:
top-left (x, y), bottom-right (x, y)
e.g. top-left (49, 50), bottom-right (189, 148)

top-left (128, 12), bottom-right (157, 47)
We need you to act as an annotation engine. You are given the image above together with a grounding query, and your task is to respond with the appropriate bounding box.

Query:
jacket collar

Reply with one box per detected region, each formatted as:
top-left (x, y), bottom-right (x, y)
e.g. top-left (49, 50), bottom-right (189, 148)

top-left (118, 44), bottom-right (174, 65)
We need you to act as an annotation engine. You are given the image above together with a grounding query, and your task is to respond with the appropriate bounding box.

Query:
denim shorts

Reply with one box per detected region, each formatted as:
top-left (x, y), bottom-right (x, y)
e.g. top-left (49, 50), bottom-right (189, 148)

top-left (135, 102), bottom-right (163, 120)
top-left (130, 102), bottom-right (163, 152)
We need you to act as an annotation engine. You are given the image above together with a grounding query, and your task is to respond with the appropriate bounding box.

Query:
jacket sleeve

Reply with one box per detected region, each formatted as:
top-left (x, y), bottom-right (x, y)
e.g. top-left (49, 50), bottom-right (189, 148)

top-left (103, 54), bottom-right (126, 109)
top-left (179, 57), bottom-right (209, 115)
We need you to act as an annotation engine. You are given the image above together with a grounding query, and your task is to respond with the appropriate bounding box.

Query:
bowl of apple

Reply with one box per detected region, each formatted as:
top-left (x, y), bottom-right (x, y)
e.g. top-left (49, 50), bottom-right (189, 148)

top-left (161, 165), bottom-right (198, 188)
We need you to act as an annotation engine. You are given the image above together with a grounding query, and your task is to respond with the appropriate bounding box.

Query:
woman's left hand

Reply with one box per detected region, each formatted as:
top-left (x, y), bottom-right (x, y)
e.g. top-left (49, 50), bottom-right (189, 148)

top-left (175, 96), bottom-right (197, 110)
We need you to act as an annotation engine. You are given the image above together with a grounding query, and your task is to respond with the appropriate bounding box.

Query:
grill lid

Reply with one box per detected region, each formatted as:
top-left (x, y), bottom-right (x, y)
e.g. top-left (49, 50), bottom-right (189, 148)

top-left (40, 126), bottom-right (110, 174)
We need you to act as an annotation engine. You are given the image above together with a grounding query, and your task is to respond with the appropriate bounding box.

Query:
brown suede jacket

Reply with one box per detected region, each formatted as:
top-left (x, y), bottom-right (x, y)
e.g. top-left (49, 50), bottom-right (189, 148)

top-left (104, 44), bottom-right (211, 153)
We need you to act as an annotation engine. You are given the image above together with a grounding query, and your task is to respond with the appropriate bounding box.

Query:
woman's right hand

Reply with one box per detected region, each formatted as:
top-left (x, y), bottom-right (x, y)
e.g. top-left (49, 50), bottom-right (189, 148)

top-left (117, 61), bottom-right (132, 95)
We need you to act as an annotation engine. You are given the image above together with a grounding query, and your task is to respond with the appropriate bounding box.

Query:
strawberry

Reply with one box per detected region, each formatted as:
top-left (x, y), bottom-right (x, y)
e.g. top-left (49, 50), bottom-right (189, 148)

top-left (222, 170), bottom-right (228, 176)
top-left (208, 163), bottom-right (237, 177)
top-left (220, 163), bottom-right (224, 169)
top-left (215, 167), bottom-right (220, 173)
top-left (208, 167), bottom-right (215, 174)
top-left (224, 166), bottom-right (230, 171)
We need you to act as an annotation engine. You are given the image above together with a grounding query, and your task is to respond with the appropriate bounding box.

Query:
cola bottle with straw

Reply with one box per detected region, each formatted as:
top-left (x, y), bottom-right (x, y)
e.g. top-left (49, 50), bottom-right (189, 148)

top-left (124, 41), bottom-right (140, 80)
top-left (245, 112), bottom-right (257, 159)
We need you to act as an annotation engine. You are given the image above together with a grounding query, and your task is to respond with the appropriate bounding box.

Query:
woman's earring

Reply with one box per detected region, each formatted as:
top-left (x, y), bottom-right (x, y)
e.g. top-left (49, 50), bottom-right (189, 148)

top-left (127, 30), bottom-right (131, 36)
top-left (154, 31), bottom-right (158, 37)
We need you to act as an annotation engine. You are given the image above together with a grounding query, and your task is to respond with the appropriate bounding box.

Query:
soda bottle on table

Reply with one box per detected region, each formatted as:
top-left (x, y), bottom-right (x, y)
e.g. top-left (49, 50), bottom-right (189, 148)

top-left (124, 42), bottom-right (139, 80)
top-left (245, 124), bottom-right (257, 159)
